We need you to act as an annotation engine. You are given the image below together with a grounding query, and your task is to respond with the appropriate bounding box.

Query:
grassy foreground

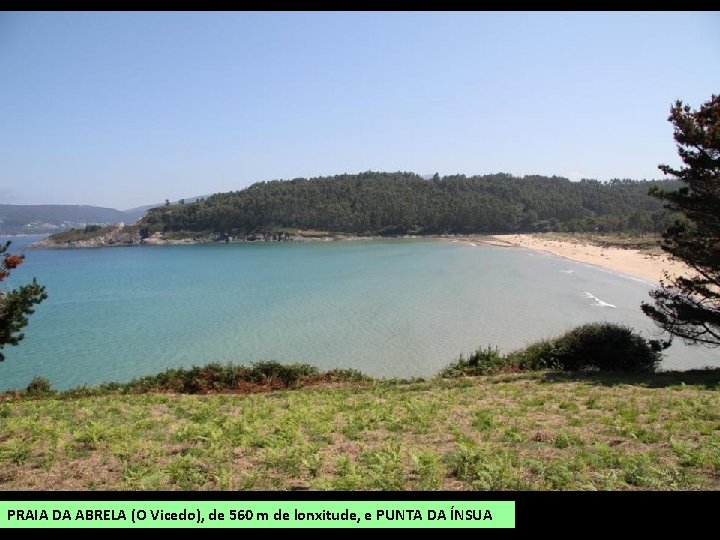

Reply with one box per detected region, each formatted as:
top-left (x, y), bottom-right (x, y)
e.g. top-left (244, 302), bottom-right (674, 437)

top-left (1, 370), bottom-right (719, 490)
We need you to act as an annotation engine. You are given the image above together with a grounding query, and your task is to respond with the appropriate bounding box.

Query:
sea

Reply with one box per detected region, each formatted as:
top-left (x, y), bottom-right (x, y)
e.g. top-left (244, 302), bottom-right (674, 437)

top-left (0, 235), bottom-right (717, 391)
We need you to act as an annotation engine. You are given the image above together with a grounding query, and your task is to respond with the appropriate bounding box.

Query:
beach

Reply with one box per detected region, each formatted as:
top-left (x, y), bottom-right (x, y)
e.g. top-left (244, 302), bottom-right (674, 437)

top-left (486, 234), bottom-right (691, 284)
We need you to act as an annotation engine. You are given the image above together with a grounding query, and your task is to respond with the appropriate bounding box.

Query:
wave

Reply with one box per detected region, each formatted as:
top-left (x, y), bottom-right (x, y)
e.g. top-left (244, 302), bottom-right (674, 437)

top-left (584, 291), bottom-right (616, 308)
top-left (615, 273), bottom-right (655, 286)
top-left (560, 269), bottom-right (575, 274)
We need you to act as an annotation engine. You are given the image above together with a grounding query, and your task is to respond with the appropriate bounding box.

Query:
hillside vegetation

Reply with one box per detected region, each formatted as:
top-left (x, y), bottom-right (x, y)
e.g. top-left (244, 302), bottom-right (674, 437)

top-left (1, 371), bottom-right (719, 490)
top-left (139, 172), bottom-right (678, 237)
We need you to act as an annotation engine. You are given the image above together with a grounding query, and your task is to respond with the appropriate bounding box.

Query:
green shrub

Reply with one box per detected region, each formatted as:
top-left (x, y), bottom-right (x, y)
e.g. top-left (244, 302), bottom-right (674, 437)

top-left (124, 363), bottom-right (253, 393)
top-left (441, 323), bottom-right (661, 377)
top-left (439, 346), bottom-right (507, 377)
top-left (324, 368), bottom-right (371, 382)
top-left (504, 323), bottom-right (660, 373)
top-left (250, 361), bottom-right (318, 387)
top-left (48, 226), bottom-right (113, 243)
top-left (539, 323), bottom-right (660, 372)
top-left (505, 339), bottom-right (557, 371)
top-left (26, 376), bottom-right (52, 396)
top-left (121, 361), bottom-right (322, 393)
top-left (6, 361), bottom-right (372, 397)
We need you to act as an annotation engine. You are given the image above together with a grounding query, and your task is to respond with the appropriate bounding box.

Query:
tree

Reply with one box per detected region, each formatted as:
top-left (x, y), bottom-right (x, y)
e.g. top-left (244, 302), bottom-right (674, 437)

top-left (136, 172), bottom-right (668, 237)
top-left (0, 241), bottom-right (47, 361)
top-left (641, 95), bottom-right (720, 346)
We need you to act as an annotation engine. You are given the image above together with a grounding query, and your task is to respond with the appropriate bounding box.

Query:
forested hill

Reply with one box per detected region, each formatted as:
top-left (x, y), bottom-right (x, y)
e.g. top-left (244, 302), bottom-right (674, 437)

top-left (141, 172), bottom-right (676, 236)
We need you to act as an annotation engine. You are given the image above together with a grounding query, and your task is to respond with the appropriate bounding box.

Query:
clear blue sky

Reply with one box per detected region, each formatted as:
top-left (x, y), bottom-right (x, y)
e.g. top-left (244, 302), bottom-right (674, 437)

top-left (1, 11), bottom-right (718, 209)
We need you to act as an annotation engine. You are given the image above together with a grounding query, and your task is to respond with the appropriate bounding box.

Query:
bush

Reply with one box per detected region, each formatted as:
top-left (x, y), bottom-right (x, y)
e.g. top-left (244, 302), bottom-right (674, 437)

top-left (4, 361), bottom-right (373, 397)
top-left (505, 339), bottom-right (557, 371)
top-left (26, 376), bottom-right (52, 395)
top-left (439, 346), bottom-right (508, 378)
top-left (250, 361), bottom-right (318, 387)
top-left (441, 323), bottom-right (661, 377)
top-left (509, 323), bottom-right (661, 373)
top-left (547, 323), bottom-right (661, 372)
top-left (126, 361), bottom-right (322, 392)
top-left (324, 368), bottom-right (371, 382)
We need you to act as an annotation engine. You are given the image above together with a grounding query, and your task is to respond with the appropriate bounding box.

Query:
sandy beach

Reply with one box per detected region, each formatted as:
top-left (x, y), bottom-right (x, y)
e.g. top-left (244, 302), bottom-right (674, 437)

top-left (486, 234), bottom-right (691, 284)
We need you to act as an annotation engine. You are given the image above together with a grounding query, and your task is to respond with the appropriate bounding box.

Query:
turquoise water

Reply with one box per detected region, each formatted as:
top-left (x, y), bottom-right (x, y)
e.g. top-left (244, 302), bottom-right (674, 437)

top-left (1, 237), bottom-right (717, 390)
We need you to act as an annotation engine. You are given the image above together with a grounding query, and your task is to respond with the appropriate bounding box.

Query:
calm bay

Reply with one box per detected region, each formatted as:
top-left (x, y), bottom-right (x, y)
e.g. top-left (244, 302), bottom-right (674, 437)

top-left (1, 237), bottom-right (716, 391)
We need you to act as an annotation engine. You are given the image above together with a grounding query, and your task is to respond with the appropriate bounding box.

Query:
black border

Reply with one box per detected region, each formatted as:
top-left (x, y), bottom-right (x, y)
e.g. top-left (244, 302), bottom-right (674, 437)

top-left (1, 491), bottom-right (718, 531)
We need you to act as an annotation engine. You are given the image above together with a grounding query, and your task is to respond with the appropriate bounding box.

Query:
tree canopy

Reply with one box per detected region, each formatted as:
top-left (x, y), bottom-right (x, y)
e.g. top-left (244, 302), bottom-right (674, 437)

top-left (0, 241), bottom-right (47, 362)
top-left (140, 172), bottom-right (677, 236)
top-left (642, 95), bottom-right (720, 346)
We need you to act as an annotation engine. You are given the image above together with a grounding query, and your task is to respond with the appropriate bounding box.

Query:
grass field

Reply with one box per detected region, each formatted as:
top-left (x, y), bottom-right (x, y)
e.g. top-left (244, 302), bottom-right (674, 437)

top-left (1, 370), bottom-right (719, 491)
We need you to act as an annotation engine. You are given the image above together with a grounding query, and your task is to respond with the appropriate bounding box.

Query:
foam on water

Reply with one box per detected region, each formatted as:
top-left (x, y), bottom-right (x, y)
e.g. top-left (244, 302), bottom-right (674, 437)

top-left (584, 292), bottom-right (617, 308)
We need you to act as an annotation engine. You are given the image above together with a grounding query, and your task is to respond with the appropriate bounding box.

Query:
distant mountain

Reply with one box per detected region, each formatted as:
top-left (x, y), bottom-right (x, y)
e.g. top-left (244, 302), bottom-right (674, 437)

top-left (0, 204), bottom-right (160, 234)
top-left (121, 204), bottom-right (157, 224)
top-left (0, 205), bottom-right (125, 234)
top-left (0, 195), bottom-right (213, 234)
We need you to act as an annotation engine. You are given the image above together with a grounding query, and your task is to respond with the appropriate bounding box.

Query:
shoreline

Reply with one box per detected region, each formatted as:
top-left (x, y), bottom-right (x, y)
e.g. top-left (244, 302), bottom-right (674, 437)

top-left (484, 234), bottom-right (690, 284)
top-left (32, 229), bottom-right (691, 284)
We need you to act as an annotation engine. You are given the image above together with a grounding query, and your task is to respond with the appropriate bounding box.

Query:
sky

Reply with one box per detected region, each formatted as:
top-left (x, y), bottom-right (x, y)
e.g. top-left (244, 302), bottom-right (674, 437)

top-left (1, 11), bottom-right (718, 210)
